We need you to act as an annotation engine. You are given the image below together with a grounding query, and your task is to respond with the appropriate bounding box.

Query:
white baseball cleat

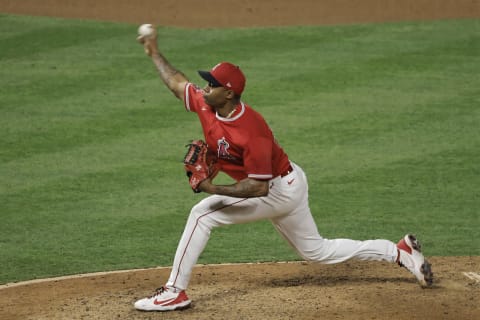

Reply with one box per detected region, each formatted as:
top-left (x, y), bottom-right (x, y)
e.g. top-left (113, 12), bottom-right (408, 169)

top-left (397, 234), bottom-right (433, 287)
top-left (134, 286), bottom-right (191, 311)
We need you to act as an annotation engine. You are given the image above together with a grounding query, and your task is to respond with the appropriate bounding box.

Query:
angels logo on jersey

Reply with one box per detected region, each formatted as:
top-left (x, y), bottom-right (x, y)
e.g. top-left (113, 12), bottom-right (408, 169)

top-left (217, 137), bottom-right (237, 161)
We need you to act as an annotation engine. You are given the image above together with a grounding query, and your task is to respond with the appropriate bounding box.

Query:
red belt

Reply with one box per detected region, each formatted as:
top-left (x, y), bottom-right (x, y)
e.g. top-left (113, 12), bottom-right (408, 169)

top-left (280, 164), bottom-right (294, 178)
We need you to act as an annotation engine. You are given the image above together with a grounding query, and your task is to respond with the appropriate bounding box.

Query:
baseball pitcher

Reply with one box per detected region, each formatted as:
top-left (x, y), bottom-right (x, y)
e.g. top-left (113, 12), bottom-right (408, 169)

top-left (134, 26), bottom-right (433, 312)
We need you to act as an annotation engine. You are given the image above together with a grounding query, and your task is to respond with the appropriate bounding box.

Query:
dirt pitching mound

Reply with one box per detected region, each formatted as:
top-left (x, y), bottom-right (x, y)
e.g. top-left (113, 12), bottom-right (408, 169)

top-left (1, 257), bottom-right (479, 319)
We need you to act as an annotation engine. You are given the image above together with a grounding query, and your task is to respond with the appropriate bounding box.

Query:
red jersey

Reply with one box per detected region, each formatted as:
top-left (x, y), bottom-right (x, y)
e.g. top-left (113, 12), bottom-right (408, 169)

top-left (184, 83), bottom-right (291, 182)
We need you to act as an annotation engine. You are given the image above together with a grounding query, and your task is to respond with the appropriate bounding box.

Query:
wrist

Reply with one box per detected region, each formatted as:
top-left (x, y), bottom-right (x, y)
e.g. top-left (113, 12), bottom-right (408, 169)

top-left (199, 179), bottom-right (214, 194)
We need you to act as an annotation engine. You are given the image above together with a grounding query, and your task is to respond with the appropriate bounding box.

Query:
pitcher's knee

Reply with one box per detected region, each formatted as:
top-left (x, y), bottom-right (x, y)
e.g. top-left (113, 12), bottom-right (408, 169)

top-left (190, 202), bottom-right (207, 218)
top-left (189, 203), bottom-right (220, 230)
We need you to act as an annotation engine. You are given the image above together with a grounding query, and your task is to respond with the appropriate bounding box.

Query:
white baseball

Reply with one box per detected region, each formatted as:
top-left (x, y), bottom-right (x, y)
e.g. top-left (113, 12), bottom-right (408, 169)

top-left (138, 24), bottom-right (155, 37)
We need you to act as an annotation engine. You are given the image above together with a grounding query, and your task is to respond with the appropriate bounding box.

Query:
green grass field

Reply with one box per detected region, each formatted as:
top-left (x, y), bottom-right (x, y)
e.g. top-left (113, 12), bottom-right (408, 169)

top-left (0, 14), bottom-right (479, 284)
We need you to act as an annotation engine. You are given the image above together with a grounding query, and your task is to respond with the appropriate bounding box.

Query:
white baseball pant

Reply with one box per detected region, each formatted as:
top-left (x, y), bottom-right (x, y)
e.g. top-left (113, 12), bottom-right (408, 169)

top-left (167, 162), bottom-right (398, 290)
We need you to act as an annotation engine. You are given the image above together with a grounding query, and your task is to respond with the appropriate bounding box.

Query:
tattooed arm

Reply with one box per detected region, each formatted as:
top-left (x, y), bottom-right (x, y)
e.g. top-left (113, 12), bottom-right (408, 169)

top-left (138, 34), bottom-right (188, 101)
top-left (198, 178), bottom-right (269, 198)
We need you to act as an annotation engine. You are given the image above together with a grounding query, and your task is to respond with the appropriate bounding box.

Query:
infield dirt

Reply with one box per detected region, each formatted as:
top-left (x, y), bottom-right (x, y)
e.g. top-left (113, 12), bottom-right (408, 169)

top-left (1, 258), bottom-right (479, 319)
top-left (0, 1), bottom-right (479, 319)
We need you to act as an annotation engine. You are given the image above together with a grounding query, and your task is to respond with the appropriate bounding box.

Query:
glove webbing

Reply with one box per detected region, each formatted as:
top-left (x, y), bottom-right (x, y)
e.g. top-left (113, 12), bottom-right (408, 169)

top-left (183, 143), bottom-right (202, 165)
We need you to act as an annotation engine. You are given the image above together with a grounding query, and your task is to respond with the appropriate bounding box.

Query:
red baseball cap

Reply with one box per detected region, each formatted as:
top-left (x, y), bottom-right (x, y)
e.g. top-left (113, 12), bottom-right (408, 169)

top-left (198, 62), bottom-right (246, 95)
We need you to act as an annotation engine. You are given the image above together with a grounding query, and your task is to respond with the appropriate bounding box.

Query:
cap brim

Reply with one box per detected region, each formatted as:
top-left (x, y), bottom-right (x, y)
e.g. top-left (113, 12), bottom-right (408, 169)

top-left (198, 70), bottom-right (223, 87)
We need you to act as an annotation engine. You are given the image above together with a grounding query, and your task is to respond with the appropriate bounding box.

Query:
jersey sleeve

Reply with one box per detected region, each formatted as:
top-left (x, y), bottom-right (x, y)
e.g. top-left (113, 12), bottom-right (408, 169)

top-left (243, 136), bottom-right (274, 180)
top-left (184, 83), bottom-right (203, 113)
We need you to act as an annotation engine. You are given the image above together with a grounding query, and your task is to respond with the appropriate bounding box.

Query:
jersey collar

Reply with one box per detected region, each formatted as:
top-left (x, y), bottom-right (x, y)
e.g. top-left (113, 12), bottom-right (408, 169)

top-left (216, 102), bottom-right (245, 122)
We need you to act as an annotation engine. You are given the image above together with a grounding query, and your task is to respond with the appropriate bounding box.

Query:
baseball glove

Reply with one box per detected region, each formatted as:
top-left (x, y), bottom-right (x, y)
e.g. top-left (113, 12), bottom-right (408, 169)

top-left (183, 140), bottom-right (219, 193)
